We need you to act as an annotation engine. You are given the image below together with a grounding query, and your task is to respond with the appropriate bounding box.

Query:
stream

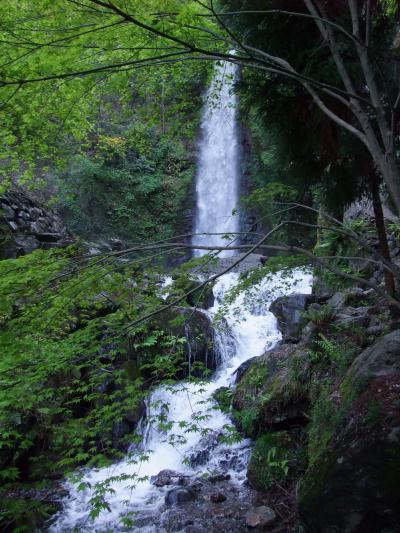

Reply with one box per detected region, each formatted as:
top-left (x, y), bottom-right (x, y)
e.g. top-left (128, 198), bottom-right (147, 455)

top-left (49, 268), bottom-right (312, 532)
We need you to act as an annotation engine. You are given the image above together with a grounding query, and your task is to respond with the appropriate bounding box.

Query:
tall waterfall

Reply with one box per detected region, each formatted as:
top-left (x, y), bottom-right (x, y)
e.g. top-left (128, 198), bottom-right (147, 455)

top-left (193, 59), bottom-right (239, 257)
top-left (49, 60), bottom-right (313, 533)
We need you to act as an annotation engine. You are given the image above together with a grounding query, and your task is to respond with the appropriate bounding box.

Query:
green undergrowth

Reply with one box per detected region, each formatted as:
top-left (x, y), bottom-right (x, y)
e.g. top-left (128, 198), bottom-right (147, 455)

top-left (248, 430), bottom-right (307, 491)
top-left (0, 247), bottom-right (218, 530)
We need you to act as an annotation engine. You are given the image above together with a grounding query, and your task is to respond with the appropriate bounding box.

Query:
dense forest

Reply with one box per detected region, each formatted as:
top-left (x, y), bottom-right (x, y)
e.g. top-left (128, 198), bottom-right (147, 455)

top-left (0, 1), bottom-right (400, 532)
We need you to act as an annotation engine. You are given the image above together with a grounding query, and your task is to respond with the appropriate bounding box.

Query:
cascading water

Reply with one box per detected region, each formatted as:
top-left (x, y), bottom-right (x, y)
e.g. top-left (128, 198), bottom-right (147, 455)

top-left (49, 60), bottom-right (313, 532)
top-left (193, 58), bottom-right (239, 257)
top-left (50, 270), bottom-right (312, 532)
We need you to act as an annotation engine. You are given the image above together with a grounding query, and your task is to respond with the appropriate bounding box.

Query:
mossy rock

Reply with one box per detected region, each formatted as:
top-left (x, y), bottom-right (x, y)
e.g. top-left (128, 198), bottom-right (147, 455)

top-left (232, 343), bottom-right (310, 438)
top-left (299, 330), bottom-right (400, 532)
top-left (212, 387), bottom-right (232, 413)
top-left (151, 306), bottom-right (217, 378)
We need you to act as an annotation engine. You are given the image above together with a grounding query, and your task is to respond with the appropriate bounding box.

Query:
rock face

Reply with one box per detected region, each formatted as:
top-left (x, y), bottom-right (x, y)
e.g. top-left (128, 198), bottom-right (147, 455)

top-left (233, 343), bottom-right (310, 437)
top-left (151, 307), bottom-right (218, 378)
top-left (298, 330), bottom-right (400, 533)
top-left (269, 294), bottom-right (312, 342)
top-left (0, 189), bottom-right (73, 258)
top-left (182, 308), bottom-right (219, 376)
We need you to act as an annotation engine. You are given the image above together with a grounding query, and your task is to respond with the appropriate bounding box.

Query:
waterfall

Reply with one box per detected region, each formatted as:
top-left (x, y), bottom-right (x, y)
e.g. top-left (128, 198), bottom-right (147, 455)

top-left (49, 60), bottom-right (313, 532)
top-left (193, 58), bottom-right (239, 257)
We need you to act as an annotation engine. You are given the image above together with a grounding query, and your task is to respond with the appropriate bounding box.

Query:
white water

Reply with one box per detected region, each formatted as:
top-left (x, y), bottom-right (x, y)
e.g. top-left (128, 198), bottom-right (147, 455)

top-left (193, 58), bottom-right (239, 257)
top-left (50, 269), bottom-right (312, 532)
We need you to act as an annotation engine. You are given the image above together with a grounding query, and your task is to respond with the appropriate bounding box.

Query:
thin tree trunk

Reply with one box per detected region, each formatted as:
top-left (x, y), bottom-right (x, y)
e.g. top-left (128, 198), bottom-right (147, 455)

top-left (368, 167), bottom-right (396, 296)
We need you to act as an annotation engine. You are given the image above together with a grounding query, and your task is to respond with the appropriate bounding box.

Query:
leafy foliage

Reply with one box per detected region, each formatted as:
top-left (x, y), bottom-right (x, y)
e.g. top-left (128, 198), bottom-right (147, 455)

top-left (0, 246), bottom-right (192, 528)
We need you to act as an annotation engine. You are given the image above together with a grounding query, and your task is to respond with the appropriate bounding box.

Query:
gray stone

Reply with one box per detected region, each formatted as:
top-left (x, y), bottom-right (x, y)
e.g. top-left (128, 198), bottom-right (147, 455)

top-left (348, 329), bottom-right (400, 381)
top-left (335, 306), bottom-right (370, 328)
top-left (327, 288), bottom-right (365, 309)
top-left (165, 487), bottom-right (196, 505)
top-left (366, 325), bottom-right (384, 336)
top-left (270, 293), bottom-right (311, 341)
top-left (246, 505), bottom-right (276, 528)
top-left (151, 469), bottom-right (185, 487)
top-left (1, 188), bottom-right (74, 259)
top-left (1, 203), bottom-right (15, 220)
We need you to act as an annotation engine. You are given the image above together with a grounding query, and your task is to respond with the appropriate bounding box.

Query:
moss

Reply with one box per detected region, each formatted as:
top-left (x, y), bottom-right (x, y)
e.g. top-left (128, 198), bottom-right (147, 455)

top-left (232, 360), bottom-right (269, 437)
top-left (233, 346), bottom-right (310, 438)
top-left (298, 453), bottom-right (331, 511)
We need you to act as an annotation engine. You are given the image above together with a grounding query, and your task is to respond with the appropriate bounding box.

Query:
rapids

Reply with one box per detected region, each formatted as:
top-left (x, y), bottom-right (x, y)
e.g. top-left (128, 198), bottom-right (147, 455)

top-left (49, 268), bottom-right (312, 532)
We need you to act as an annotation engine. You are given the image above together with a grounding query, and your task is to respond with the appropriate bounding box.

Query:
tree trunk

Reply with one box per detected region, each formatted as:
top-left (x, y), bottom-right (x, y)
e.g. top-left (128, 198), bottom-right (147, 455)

top-left (368, 167), bottom-right (396, 296)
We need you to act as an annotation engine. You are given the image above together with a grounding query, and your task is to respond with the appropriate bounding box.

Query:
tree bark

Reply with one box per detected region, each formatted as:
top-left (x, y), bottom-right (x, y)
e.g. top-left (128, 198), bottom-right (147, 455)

top-left (368, 167), bottom-right (396, 296)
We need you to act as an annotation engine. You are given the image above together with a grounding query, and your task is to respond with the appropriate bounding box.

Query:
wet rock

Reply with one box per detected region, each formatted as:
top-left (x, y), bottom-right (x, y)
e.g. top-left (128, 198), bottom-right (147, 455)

top-left (152, 472), bottom-right (174, 487)
top-left (188, 431), bottom-right (221, 467)
top-left (210, 492), bottom-right (226, 503)
top-left (182, 308), bottom-right (218, 374)
top-left (269, 294), bottom-right (312, 342)
top-left (245, 505), bottom-right (276, 528)
top-left (165, 487), bottom-right (196, 505)
top-left (185, 525), bottom-right (208, 533)
top-left (151, 469), bottom-right (188, 487)
top-left (234, 356), bottom-right (259, 383)
top-left (111, 400), bottom-right (145, 451)
top-left (208, 473), bottom-right (231, 483)
top-left (233, 343), bottom-right (310, 437)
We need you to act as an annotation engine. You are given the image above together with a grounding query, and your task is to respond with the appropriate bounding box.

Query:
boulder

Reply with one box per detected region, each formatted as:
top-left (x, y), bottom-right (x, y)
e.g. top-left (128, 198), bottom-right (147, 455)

top-left (182, 308), bottom-right (219, 376)
top-left (269, 294), bottom-right (312, 342)
top-left (111, 399), bottom-right (145, 451)
top-left (298, 330), bottom-right (400, 532)
top-left (165, 487), bottom-right (196, 505)
top-left (347, 329), bottom-right (400, 381)
top-left (188, 431), bottom-right (221, 467)
top-left (151, 307), bottom-right (218, 378)
top-left (233, 344), bottom-right (310, 437)
top-left (335, 306), bottom-right (370, 329)
top-left (151, 470), bottom-right (188, 487)
top-left (327, 288), bottom-right (366, 309)
top-left (233, 356), bottom-right (259, 383)
top-left (245, 506), bottom-right (276, 528)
